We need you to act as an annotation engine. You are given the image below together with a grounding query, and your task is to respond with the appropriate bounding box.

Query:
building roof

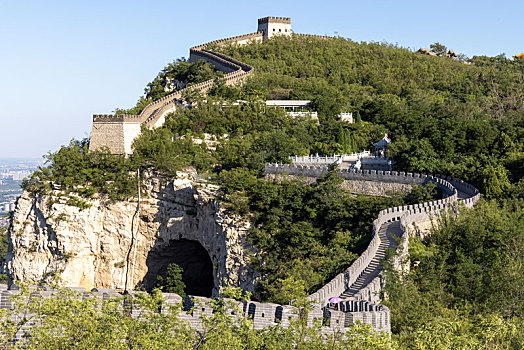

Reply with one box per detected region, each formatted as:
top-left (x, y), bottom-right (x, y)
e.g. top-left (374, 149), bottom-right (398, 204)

top-left (373, 133), bottom-right (391, 147)
top-left (417, 48), bottom-right (437, 56)
top-left (265, 100), bottom-right (311, 107)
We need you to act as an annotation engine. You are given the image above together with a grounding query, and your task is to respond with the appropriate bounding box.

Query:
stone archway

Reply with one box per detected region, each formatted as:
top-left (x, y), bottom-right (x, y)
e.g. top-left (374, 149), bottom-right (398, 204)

top-left (140, 238), bottom-right (214, 297)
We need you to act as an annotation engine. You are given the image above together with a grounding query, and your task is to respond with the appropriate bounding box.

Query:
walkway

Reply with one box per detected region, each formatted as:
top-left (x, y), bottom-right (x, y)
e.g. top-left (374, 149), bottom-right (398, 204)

top-left (340, 187), bottom-right (471, 301)
top-left (340, 221), bottom-right (401, 300)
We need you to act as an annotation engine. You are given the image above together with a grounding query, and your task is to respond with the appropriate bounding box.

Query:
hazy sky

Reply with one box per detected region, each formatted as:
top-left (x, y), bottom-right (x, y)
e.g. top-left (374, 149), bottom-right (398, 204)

top-left (1, 0), bottom-right (522, 159)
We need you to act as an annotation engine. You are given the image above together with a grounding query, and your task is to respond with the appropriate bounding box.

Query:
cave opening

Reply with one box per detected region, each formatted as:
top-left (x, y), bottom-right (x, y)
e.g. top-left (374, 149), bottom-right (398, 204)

top-left (141, 238), bottom-right (214, 297)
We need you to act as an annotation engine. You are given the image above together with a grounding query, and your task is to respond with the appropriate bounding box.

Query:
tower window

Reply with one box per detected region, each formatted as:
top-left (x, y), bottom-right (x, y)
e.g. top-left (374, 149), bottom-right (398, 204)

top-left (279, 29), bottom-right (281, 32)
top-left (273, 28), bottom-right (275, 32)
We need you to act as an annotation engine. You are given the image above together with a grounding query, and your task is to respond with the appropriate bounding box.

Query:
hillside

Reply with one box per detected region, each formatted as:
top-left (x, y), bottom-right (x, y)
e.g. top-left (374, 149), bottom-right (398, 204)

top-left (17, 35), bottom-right (524, 346)
top-left (218, 36), bottom-right (524, 192)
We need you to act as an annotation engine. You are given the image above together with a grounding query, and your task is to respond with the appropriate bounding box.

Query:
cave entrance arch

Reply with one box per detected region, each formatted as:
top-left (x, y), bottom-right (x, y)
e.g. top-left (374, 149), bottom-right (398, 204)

top-left (141, 238), bottom-right (214, 297)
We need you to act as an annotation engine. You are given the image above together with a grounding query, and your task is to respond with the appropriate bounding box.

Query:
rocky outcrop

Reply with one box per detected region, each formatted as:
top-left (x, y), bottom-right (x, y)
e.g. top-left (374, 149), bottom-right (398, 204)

top-left (6, 171), bottom-right (258, 296)
top-left (405, 218), bottom-right (435, 239)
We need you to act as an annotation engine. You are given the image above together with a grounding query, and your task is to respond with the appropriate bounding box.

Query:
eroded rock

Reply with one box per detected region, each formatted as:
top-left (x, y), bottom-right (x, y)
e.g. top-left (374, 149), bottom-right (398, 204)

top-left (6, 171), bottom-right (258, 296)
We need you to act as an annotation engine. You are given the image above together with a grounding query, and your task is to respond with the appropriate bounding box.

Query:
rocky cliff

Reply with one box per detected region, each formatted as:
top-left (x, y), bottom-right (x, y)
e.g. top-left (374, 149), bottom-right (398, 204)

top-left (6, 171), bottom-right (258, 296)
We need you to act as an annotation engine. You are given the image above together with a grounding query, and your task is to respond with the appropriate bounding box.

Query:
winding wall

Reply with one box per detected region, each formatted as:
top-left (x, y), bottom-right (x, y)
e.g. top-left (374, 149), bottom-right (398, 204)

top-left (51, 23), bottom-right (482, 334)
top-left (264, 162), bottom-right (480, 331)
top-left (2, 165), bottom-right (479, 337)
top-left (89, 32), bottom-right (261, 154)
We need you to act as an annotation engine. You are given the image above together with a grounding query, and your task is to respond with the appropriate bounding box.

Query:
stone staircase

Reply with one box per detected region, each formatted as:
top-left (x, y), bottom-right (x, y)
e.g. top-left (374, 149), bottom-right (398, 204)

top-left (339, 221), bottom-right (401, 300)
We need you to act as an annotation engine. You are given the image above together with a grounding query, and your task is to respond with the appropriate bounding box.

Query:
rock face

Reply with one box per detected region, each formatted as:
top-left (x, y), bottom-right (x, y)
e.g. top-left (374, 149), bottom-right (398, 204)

top-left (405, 218), bottom-right (435, 239)
top-left (6, 171), bottom-right (258, 296)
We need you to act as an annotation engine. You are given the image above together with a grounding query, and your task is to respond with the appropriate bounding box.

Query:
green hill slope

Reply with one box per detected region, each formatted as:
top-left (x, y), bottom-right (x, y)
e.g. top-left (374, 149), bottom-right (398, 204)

top-left (20, 35), bottom-right (524, 345)
top-left (220, 36), bottom-right (523, 194)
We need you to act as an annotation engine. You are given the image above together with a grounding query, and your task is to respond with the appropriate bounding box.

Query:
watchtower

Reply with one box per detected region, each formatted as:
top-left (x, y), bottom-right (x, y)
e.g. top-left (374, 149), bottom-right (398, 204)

top-left (257, 17), bottom-right (292, 40)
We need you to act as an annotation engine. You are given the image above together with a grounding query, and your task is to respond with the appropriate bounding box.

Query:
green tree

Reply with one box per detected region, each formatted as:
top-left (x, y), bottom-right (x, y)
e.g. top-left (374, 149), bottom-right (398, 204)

top-left (404, 182), bottom-right (439, 205)
top-left (430, 42), bottom-right (447, 56)
top-left (482, 164), bottom-right (511, 199)
top-left (156, 263), bottom-right (186, 298)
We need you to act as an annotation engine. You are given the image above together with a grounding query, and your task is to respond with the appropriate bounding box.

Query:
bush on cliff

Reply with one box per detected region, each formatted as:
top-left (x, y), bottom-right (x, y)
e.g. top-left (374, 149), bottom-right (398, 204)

top-left (22, 139), bottom-right (137, 201)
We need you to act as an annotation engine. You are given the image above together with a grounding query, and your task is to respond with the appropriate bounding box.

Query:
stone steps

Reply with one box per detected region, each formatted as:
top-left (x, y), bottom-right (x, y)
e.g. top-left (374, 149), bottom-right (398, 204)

top-left (340, 221), bottom-right (401, 300)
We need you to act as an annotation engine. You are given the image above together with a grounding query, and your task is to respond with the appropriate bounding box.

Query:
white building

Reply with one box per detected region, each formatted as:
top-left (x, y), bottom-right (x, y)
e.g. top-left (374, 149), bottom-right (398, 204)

top-left (257, 17), bottom-right (292, 40)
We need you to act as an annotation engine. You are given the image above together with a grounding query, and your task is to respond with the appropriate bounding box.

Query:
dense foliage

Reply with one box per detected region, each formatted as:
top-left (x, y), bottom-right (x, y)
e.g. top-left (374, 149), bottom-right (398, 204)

top-left (22, 139), bottom-right (138, 201)
top-left (385, 198), bottom-right (524, 347)
top-left (220, 36), bottom-right (524, 197)
top-left (220, 168), bottom-right (412, 302)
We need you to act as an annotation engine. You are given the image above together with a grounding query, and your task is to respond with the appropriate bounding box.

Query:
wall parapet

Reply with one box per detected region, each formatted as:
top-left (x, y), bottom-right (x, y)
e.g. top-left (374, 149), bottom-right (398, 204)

top-left (91, 27), bottom-right (257, 154)
top-left (190, 32), bottom-right (263, 51)
top-left (0, 285), bottom-right (388, 338)
top-left (92, 114), bottom-right (141, 123)
top-left (293, 33), bottom-right (333, 40)
top-left (264, 162), bottom-right (478, 323)
top-left (258, 17), bottom-right (291, 24)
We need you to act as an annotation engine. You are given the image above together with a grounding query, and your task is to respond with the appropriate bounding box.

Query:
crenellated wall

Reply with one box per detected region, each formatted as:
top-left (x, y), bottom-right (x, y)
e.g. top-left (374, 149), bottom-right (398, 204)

top-left (264, 162), bottom-right (479, 332)
top-left (88, 18), bottom-right (339, 155)
top-left (2, 162), bottom-right (479, 337)
top-left (89, 29), bottom-right (258, 154)
top-left (64, 17), bottom-right (484, 337)
top-left (189, 50), bottom-right (240, 73)
top-left (0, 284), bottom-right (388, 341)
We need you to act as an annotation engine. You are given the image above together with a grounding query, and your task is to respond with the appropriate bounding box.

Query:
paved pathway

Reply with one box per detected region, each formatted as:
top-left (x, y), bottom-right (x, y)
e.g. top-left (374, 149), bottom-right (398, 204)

top-left (340, 221), bottom-right (401, 300)
top-left (339, 186), bottom-right (470, 301)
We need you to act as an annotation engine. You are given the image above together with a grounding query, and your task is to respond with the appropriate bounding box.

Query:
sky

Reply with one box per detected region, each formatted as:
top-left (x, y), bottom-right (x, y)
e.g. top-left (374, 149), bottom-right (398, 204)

top-left (0, 0), bottom-right (522, 159)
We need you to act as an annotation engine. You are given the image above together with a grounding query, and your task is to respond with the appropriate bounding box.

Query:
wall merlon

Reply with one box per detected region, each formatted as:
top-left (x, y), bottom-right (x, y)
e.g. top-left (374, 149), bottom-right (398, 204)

top-left (258, 16), bottom-right (291, 24)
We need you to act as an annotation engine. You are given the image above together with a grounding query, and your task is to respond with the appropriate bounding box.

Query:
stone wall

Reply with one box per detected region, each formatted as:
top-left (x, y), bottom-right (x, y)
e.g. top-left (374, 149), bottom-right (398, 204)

top-left (393, 175), bottom-right (481, 271)
top-left (87, 20), bottom-right (340, 155)
top-left (89, 30), bottom-right (257, 155)
top-left (264, 162), bottom-right (478, 333)
top-left (265, 173), bottom-right (413, 196)
top-left (89, 121), bottom-right (125, 154)
top-left (189, 50), bottom-right (239, 73)
top-left (0, 285), bottom-right (389, 341)
top-left (190, 32), bottom-right (263, 51)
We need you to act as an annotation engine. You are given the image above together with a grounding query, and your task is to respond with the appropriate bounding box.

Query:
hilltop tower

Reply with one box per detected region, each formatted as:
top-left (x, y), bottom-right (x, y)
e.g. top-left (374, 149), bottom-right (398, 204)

top-left (257, 17), bottom-right (292, 40)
